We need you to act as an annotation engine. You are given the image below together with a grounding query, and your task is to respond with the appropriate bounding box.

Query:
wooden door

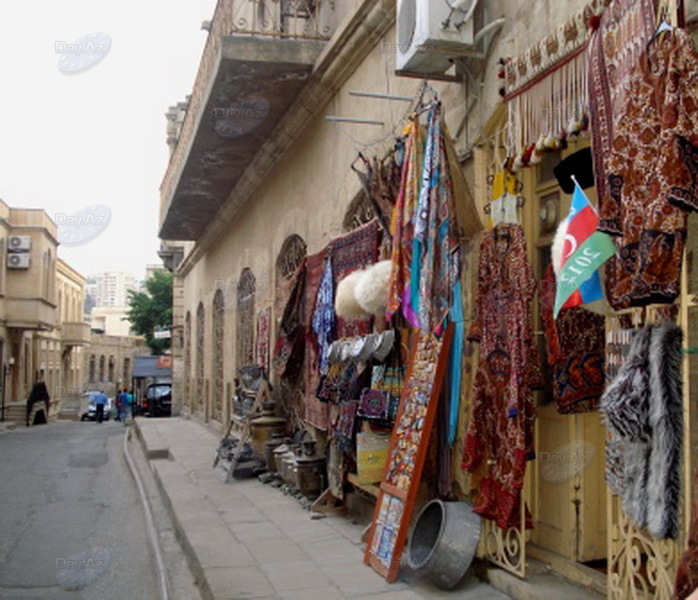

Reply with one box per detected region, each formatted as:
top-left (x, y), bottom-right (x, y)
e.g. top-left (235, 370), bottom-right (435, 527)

top-left (523, 141), bottom-right (608, 562)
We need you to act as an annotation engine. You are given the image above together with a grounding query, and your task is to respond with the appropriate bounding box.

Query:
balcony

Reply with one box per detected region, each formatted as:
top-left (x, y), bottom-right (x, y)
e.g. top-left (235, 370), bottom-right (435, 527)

top-left (5, 298), bottom-right (56, 331)
top-left (159, 0), bottom-right (331, 241)
top-left (61, 322), bottom-right (91, 346)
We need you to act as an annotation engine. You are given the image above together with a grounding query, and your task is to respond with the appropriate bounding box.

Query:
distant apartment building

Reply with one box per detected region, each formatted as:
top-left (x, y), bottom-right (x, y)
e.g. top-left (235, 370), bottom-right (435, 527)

top-left (144, 263), bottom-right (166, 284)
top-left (86, 271), bottom-right (136, 309)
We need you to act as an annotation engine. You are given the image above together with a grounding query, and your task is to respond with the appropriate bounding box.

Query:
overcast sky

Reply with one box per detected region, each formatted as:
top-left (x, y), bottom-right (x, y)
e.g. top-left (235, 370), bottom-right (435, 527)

top-left (0, 0), bottom-right (217, 281)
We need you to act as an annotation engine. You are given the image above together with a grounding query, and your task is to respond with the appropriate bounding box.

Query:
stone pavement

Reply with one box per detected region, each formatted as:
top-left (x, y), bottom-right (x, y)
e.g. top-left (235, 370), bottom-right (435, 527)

top-left (134, 417), bottom-right (509, 600)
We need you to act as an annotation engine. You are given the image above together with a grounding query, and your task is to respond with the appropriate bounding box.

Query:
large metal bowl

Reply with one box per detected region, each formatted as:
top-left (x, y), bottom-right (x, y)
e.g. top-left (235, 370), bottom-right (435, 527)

top-left (406, 499), bottom-right (481, 590)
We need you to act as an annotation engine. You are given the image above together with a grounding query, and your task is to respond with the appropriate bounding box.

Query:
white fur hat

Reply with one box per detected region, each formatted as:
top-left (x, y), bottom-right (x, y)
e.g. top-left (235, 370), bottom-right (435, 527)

top-left (335, 270), bottom-right (369, 320)
top-left (354, 260), bottom-right (392, 317)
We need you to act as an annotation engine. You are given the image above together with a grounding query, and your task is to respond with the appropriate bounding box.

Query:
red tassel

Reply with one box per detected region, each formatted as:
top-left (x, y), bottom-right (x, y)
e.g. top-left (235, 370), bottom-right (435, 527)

top-left (589, 15), bottom-right (601, 31)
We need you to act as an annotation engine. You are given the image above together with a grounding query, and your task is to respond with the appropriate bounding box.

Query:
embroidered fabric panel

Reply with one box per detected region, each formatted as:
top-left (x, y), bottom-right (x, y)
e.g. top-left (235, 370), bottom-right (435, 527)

top-left (462, 224), bottom-right (540, 530)
top-left (593, 28), bottom-right (698, 309)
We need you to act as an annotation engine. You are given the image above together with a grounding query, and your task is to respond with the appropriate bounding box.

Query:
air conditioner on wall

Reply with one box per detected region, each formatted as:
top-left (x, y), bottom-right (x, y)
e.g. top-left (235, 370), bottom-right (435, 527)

top-left (395, 0), bottom-right (500, 78)
top-left (7, 253), bottom-right (30, 269)
top-left (8, 235), bottom-right (31, 252)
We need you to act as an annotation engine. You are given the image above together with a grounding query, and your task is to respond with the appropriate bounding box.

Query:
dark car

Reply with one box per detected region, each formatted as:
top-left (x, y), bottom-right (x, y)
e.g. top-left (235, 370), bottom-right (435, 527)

top-left (144, 383), bottom-right (172, 417)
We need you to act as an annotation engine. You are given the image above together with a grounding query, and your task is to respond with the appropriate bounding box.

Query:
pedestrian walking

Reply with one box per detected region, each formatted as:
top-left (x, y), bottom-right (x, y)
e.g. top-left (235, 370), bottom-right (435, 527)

top-left (25, 380), bottom-right (50, 427)
top-left (94, 390), bottom-right (108, 424)
top-left (117, 389), bottom-right (129, 422)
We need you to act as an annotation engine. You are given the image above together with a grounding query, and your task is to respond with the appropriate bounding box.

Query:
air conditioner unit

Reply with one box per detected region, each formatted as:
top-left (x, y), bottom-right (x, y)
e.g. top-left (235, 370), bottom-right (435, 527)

top-left (7, 253), bottom-right (30, 269)
top-left (395, 0), bottom-right (481, 77)
top-left (8, 235), bottom-right (31, 252)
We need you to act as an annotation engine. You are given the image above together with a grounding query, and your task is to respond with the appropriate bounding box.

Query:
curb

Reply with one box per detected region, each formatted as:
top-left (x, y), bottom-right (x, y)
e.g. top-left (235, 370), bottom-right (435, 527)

top-left (132, 420), bottom-right (216, 600)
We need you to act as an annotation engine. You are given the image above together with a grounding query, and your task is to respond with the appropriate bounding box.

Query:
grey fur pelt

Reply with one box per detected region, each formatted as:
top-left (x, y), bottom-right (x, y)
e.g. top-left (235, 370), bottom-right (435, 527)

top-left (647, 321), bottom-right (683, 539)
top-left (600, 322), bottom-right (683, 540)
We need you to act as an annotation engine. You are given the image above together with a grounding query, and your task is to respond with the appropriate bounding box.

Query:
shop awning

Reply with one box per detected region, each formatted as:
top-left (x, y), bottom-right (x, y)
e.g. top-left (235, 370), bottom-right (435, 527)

top-left (132, 356), bottom-right (172, 379)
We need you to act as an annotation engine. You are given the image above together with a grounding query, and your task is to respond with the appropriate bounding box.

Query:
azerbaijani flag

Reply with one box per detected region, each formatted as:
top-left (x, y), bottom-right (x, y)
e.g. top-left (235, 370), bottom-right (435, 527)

top-left (554, 182), bottom-right (616, 318)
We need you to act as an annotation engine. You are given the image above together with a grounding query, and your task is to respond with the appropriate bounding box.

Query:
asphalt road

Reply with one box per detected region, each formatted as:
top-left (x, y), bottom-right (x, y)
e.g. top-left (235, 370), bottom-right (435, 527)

top-left (0, 420), bottom-right (159, 599)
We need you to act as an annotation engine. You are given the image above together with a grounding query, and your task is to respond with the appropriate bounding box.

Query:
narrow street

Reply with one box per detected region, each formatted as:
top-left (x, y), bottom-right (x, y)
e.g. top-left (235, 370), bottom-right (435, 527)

top-left (0, 421), bottom-right (161, 599)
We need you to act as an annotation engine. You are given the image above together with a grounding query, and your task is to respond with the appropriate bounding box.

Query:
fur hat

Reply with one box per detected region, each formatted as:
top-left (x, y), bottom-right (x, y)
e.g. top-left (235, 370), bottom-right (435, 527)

top-left (335, 270), bottom-right (369, 320)
top-left (354, 260), bottom-right (392, 317)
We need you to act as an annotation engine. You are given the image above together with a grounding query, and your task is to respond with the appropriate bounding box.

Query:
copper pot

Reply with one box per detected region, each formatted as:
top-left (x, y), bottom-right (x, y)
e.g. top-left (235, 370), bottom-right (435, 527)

top-left (280, 445), bottom-right (301, 485)
top-left (263, 431), bottom-right (286, 472)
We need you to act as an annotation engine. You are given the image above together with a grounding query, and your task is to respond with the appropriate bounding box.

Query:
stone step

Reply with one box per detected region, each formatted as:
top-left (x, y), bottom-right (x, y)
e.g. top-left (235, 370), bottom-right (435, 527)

top-left (478, 559), bottom-right (604, 600)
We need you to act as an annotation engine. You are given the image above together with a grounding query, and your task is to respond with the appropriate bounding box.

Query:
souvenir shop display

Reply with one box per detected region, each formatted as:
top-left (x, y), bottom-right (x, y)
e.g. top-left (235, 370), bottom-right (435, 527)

top-left (461, 223), bottom-right (541, 530)
top-left (599, 321), bottom-right (683, 539)
top-left (365, 328), bottom-right (453, 582)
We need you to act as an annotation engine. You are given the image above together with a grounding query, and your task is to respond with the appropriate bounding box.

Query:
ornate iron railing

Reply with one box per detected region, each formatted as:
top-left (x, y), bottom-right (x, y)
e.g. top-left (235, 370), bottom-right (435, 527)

top-left (230, 0), bottom-right (333, 40)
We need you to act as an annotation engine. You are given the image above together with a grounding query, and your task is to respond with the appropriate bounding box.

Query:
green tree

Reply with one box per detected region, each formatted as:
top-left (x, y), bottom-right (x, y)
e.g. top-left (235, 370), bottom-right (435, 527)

top-left (126, 270), bottom-right (173, 355)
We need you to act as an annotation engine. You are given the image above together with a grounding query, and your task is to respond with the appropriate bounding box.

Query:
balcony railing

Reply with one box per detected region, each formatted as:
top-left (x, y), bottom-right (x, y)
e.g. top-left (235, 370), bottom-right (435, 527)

top-left (160, 0), bottom-right (333, 233)
top-left (230, 0), bottom-right (333, 40)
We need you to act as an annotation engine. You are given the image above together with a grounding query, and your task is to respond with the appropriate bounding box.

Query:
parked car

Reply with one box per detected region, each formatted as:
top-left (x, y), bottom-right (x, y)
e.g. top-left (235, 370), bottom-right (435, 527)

top-left (80, 392), bottom-right (113, 422)
top-left (144, 382), bottom-right (172, 417)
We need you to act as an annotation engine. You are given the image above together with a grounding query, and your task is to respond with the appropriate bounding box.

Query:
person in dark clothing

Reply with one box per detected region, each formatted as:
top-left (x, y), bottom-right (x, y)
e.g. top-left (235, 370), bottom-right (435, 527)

top-left (26, 381), bottom-right (50, 427)
top-left (94, 390), bottom-right (108, 424)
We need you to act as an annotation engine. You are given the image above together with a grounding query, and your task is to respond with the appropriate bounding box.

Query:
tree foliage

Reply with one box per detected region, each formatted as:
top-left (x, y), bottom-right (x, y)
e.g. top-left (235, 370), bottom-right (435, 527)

top-left (126, 270), bottom-right (173, 355)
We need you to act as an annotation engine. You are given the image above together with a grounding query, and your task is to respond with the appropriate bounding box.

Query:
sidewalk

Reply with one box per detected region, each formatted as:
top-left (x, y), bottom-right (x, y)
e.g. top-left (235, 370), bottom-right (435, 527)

top-left (134, 417), bottom-right (508, 600)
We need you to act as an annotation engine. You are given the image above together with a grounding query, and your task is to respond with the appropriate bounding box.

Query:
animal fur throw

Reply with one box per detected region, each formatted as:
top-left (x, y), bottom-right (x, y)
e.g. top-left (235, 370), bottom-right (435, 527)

top-left (335, 270), bottom-right (369, 320)
top-left (599, 322), bottom-right (683, 539)
top-left (354, 260), bottom-right (392, 317)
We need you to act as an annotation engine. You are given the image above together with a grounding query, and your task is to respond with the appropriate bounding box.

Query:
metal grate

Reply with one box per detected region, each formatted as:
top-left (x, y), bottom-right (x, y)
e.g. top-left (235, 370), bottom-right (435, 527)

top-left (236, 269), bottom-right (256, 371)
top-left (196, 303), bottom-right (205, 410)
top-left (212, 291), bottom-right (225, 422)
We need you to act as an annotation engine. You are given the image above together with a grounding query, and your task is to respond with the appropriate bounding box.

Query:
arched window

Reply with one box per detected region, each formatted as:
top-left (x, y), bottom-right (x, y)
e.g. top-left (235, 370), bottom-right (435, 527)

top-left (236, 269), bottom-right (255, 371)
top-left (276, 234), bottom-right (307, 280)
top-left (108, 356), bottom-right (115, 382)
top-left (99, 355), bottom-right (105, 382)
top-left (342, 190), bottom-right (375, 231)
top-left (88, 354), bottom-right (96, 383)
top-left (184, 311), bottom-right (192, 411)
top-left (212, 291), bottom-right (224, 421)
top-left (196, 302), bottom-right (205, 409)
top-left (274, 233), bottom-right (307, 325)
top-left (274, 235), bottom-right (307, 420)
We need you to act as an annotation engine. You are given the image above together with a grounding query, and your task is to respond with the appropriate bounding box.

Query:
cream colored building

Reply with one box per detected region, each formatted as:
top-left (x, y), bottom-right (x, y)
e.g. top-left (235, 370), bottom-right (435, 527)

top-left (0, 205), bottom-right (91, 423)
top-left (159, 2), bottom-right (698, 598)
top-left (90, 306), bottom-right (133, 337)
